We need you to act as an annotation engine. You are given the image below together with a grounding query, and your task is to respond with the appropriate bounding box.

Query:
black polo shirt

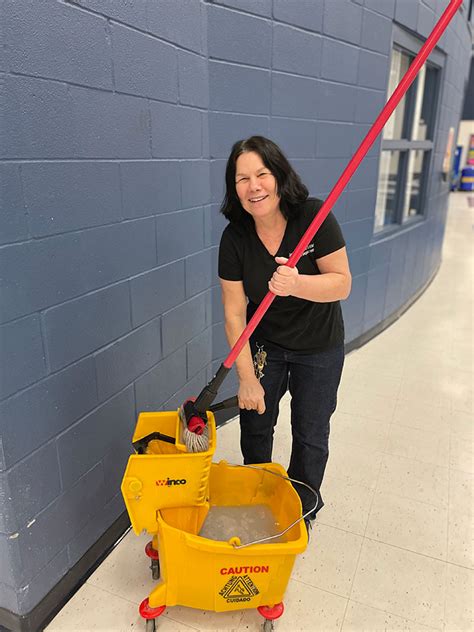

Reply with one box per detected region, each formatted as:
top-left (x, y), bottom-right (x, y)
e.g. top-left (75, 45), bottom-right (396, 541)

top-left (218, 198), bottom-right (346, 352)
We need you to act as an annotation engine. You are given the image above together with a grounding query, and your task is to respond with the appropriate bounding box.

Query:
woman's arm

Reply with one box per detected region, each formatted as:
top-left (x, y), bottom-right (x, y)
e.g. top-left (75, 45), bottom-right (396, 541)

top-left (219, 278), bottom-right (265, 413)
top-left (269, 247), bottom-right (352, 302)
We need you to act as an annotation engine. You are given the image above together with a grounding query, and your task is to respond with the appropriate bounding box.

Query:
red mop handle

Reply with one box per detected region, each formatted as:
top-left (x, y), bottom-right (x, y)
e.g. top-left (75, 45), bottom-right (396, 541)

top-left (223, 0), bottom-right (461, 370)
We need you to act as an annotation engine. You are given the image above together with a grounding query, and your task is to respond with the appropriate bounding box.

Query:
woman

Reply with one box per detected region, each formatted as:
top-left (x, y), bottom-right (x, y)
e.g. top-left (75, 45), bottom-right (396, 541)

top-left (218, 136), bottom-right (351, 532)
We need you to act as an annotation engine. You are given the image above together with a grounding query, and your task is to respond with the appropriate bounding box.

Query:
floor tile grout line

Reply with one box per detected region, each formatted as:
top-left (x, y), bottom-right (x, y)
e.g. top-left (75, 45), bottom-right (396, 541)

top-left (347, 597), bottom-right (445, 631)
top-left (339, 456), bottom-right (385, 630)
top-left (82, 579), bottom-right (141, 607)
top-left (369, 478), bottom-right (451, 511)
top-left (291, 576), bottom-right (350, 602)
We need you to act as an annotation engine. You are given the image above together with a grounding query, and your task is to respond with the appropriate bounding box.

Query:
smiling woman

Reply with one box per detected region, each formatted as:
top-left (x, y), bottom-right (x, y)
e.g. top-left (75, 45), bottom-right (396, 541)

top-left (218, 136), bottom-right (352, 532)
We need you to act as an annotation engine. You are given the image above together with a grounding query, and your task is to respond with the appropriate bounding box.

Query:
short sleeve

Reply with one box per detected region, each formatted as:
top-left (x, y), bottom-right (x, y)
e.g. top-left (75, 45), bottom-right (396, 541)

top-left (218, 226), bottom-right (243, 281)
top-left (312, 211), bottom-right (346, 259)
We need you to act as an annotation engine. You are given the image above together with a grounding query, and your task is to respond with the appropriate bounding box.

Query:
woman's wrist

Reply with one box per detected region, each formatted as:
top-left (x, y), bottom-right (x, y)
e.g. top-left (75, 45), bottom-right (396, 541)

top-left (238, 372), bottom-right (259, 384)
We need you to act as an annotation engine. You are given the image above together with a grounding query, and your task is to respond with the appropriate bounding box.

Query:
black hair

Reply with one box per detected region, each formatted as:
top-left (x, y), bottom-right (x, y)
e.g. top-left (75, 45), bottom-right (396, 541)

top-left (220, 136), bottom-right (309, 223)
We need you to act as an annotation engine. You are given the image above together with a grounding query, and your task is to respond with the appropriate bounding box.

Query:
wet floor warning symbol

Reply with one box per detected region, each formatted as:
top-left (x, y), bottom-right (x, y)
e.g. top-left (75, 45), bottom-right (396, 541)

top-left (219, 575), bottom-right (259, 603)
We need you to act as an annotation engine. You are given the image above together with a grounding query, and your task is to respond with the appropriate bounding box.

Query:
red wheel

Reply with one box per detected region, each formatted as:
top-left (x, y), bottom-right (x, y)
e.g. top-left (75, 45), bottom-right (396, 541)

top-left (145, 541), bottom-right (159, 560)
top-left (139, 598), bottom-right (166, 620)
top-left (257, 602), bottom-right (284, 621)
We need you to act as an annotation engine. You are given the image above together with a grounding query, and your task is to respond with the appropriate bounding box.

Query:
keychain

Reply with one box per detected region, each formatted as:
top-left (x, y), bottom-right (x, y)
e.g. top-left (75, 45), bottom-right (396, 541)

top-left (253, 343), bottom-right (267, 380)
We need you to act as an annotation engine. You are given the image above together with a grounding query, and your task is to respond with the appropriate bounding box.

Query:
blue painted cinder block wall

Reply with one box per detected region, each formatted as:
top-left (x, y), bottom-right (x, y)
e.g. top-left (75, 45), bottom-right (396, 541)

top-left (0, 0), bottom-right (471, 618)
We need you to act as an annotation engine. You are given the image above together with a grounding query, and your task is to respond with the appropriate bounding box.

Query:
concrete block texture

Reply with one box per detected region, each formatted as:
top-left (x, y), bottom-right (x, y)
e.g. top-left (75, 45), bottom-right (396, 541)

top-left (209, 61), bottom-right (271, 114)
top-left (1, 75), bottom-right (74, 159)
top-left (0, 358), bottom-right (99, 471)
top-left (66, 493), bottom-right (125, 567)
top-left (417, 2), bottom-right (436, 38)
top-left (17, 550), bottom-right (70, 615)
top-left (110, 23), bottom-right (178, 101)
top-left (348, 246), bottom-right (371, 278)
top-left (204, 205), bottom-right (213, 247)
top-left (0, 316), bottom-right (47, 400)
top-left (68, 0), bottom-right (148, 31)
top-left (0, 442), bottom-right (60, 535)
top-left (186, 249), bottom-right (214, 298)
top-left (43, 282), bottom-right (132, 372)
top-left (209, 113), bottom-right (269, 158)
top-left (179, 51), bottom-right (209, 108)
top-left (355, 86), bottom-right (385, 123)
top-left (269, 118), bottom-right (317, 158)
top-left (207, 4), bottom-right (272, 66)
top-left (156, 208), bottom-right (205, 265)
top-left (271, 73), bottom-right (320, 119)
top-left (150, 102), bottom-right (202, 158)
top-left (0, 218), bottom-right (156, 323)
top-left (363, 264), bottom-right (390, 330)
top-left (135, 347), bottom-right (187, 412)
top-left (211, 0), bottom-right (272, 17)
top-left (146, 0), bottom-right (202, 53)
top-left (347, 188), bottom-right (377, 221)
top-left (211, 284), bottom-right (224, 324)
top-left (69, 86), bottom-right (152, 158)
top-left (164, 367), bottom-right (207, 411)
top-left (212, 320), bottom-right (229, 360)
top-left (364, 0), bottom-right (395, 18)
top-left (360, 8), bottom-right (392, 55)
top-left (120, 160), bottom-right (181, 218)
top-left (3, 0), bottom-right (113, 89)
top-left (0, 164), bottom-right (28, 245)
top-left (22, 162), bottom-right (122, 237)
top-left (94, 318), bottom-right (162, 400)
top-left (210, 161), bottom-right (226, 204)
top-left (57, 387), bottom-right (135, 490)
top-left (321, 38), bottom-right (360, 85)
top-left (13, 464), bottom-right (106, 609)
top-left (357, 49), bottom-right (389, 90)
top-left (272, 24), bottom-right (322, 78)
top-left (161, 293), bottom-right (207, 357)
top-left (2, 75), bottom-right (151, 159)
top-left (341, 273), bottom-right (367, 340)
top-left (315, 122), bottom-right (355, 158)
top-left (342, 218), bottom-right (375, 252)
top-left (130, 260), bottom-right (186, 327)
top-left (187, 327), bottom-right (212, 379)
top-left (323, 0), bottom-right (363, 44)
top-left (181, 160), bottom-right (211, 208)
top-left (273, 0), bottom-right (324, 32)
top-left (317, 81), bottom-right (358, 122)
top-left (395, 0), bottom-right (419, 28)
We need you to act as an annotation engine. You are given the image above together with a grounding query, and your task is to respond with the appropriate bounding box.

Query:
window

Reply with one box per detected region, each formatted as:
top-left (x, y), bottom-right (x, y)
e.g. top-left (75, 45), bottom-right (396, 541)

top-left (374, 45), bottom-right (440, 233)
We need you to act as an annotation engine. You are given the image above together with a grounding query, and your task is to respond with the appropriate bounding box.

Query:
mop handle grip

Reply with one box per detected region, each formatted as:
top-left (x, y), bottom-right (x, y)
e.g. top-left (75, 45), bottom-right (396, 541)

top-left (222, 0), bottom-right (462, 371)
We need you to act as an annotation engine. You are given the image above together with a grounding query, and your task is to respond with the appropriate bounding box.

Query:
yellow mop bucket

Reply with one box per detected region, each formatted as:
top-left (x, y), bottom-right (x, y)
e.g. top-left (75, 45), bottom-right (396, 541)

top-left (121, 409), bottom-right (216, 533)
top-left (142, 460), bottom-right (307, 617)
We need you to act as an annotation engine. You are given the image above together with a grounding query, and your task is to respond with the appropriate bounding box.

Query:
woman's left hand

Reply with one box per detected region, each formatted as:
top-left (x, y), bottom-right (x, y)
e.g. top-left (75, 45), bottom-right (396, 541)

top-left (269, 256), bottom-right (299, 297)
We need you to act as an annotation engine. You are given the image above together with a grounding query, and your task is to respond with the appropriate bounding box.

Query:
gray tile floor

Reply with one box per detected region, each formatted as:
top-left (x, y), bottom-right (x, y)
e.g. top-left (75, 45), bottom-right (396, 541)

top-left (47, 193), bottom-right (473, 631)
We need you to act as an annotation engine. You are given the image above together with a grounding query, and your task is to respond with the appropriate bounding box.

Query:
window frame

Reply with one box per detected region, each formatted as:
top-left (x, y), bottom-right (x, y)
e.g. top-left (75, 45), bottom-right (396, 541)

top-left (373, 26), bottom-right (445, 239)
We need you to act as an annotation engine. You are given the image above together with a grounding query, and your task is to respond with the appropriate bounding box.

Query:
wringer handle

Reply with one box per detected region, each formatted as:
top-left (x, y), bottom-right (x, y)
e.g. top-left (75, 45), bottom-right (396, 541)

top-left (194, 0), bottom-right (462, 413)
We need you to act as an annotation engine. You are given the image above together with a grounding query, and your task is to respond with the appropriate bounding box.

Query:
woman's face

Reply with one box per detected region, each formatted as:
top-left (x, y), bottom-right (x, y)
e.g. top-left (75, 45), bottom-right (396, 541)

top-left (235, 151), bottom-right (280, 220)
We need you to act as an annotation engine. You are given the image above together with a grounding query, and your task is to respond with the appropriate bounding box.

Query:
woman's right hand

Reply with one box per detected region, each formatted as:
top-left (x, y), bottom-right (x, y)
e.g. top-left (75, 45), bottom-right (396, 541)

top-left (238, 378), bottom-right (266, 414)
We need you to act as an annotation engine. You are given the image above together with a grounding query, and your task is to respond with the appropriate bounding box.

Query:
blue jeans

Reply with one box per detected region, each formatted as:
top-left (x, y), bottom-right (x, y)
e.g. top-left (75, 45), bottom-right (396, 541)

top-left (239, 341), bottom-right (344, 519)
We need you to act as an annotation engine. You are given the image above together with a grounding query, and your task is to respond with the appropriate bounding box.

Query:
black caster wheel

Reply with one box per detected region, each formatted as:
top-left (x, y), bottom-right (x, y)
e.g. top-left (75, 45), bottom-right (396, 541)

top-left (145, 619), bottom-right (157, 632)
top-left (150, 558), bottom-right (160, 580)
top-left (262, 620), bottom-right (274, 632)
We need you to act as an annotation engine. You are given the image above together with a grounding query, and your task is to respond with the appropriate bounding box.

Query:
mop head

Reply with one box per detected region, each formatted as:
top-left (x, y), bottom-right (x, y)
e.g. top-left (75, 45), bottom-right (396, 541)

top-left (178, 400), bottom-right (210, 453)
